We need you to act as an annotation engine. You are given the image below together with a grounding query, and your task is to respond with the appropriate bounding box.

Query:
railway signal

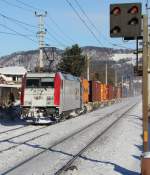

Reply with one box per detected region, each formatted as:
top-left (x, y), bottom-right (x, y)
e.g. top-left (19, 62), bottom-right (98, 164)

top-left (110, 3), bottom-right (142, 38)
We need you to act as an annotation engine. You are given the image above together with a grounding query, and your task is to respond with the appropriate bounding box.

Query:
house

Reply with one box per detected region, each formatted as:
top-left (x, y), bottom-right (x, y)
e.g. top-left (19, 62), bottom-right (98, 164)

top-left (0, 66), bottom-right (27, 83)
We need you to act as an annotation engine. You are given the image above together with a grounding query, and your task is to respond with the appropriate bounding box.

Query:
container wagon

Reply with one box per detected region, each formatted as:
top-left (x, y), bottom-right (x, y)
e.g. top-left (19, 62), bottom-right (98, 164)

top-left (89, 81), bottom-right (101, 102)
top-left (82, 79), bottom-right (89, 104)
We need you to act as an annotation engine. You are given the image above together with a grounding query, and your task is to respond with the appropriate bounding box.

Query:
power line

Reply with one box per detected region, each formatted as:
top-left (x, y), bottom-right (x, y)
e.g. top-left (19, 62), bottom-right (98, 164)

top-left (0, 23), bottom-right (38, 43)
top-left (46, 30), bottom-right (67, 48)
top-left (46, 23), bottom-right (73, 44)
top-left (0, 31), bottom-right (34, 36)
top-left (15, 0), bottom-right (40, 11)
top-left (0, 0), bottom-right (68, 47)
top-left (11, 0), bottom-right (75, 44)
top-left (47, 15), bottom-right (75, 43)
top-left (0, 0), bottom-right (32, 12)
top-left (74, 0), bottom-right (100, 35)
top-left (0, 11), bottom-right (36, 28)
top-left (73, 0), bottom-right (132, 49)
top-left (65, 0), bottom-right (103, 46)
top-left (0, 0), bottom-right (132, 50)
top-left (0, 11), bottom-right (37, 33)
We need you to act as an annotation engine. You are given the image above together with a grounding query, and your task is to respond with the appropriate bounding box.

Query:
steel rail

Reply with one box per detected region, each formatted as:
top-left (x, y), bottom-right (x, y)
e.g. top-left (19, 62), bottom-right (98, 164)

top-left (55, 103), bottom-right (138, 175)
top-left (2, 102), bottom-right (136, 175)
top-left (0, 125), bottom-right (29, 135)
top-left (0, 125), bottom-right (48, 143)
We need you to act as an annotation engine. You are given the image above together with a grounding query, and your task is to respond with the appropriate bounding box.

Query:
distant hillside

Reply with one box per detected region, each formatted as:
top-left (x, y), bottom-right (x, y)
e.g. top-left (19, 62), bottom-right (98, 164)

top-left (0, 48), bottom-right (63, 71)
top-left (0, 46), bottom-right (138, 85)
top-left (0, 46), bottom-right (135, 71)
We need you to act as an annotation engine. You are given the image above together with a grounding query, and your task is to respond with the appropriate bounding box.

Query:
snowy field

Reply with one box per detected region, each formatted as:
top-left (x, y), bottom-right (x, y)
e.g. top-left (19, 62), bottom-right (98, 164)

top-left (63, 101), bottom-right (142, 175)
top-left (0, 97), bottom-right (142, 175)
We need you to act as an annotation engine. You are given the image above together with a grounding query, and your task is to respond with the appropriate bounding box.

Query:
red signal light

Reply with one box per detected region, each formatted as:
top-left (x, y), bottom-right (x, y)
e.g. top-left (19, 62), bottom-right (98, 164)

top-left (128, 6), bottom-right (138, 14)
top-left (111, 7), bottom-right (121, 16)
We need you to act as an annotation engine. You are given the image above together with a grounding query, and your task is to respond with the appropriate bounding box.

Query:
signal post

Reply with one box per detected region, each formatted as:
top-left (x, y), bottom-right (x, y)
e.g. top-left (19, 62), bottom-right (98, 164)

top-left (141, 15), bottom-right (150, 175)
top-left (110, 3), bottom-right (150, 174)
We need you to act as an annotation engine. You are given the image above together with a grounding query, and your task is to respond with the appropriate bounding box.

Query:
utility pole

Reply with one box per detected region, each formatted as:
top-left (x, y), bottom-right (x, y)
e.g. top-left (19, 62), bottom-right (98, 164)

top-left (87, 56), bottom-right (90, 81)
top-left (115, 69), bottom-right (117, 87)
top-left (105, 62), bottom-right (108, 84)
top-left (35, 11), bottom-right (47, 72)
top-left (121, 75), bottom-right (124, 97)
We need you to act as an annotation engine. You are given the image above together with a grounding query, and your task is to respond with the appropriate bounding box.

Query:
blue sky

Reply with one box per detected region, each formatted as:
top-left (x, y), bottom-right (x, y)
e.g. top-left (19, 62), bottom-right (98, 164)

top-left (0, 0), bottom-right (145, 56)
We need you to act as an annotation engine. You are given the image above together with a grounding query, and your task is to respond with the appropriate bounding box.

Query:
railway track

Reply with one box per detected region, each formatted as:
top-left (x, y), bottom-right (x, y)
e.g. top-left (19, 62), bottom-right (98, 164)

top-left (0, 132), bottom-right (49, 153)
top-left (0, 125), bottom-right (48, 143)
top-left (0, 125), bottom-right (49, 153)
top-left (0, 125), bottom-right (29, 136)
top-left (55, 103), bottom-right (137, 175)
top-left (0, 102), bottom-right (129, 155)
top-left (1, 102), bottom-right (138, 175)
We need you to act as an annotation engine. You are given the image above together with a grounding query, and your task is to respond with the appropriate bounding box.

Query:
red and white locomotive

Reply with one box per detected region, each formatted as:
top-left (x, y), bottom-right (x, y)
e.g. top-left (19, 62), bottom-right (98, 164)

top-left (20, 72), bottom-right (81, 123)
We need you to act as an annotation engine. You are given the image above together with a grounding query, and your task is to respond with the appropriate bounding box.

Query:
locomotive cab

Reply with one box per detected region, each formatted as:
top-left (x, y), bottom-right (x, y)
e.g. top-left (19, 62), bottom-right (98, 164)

top-left (21, 73), bottom-right (58, 123)
top-left (21, 72), bottom-right (82, 124)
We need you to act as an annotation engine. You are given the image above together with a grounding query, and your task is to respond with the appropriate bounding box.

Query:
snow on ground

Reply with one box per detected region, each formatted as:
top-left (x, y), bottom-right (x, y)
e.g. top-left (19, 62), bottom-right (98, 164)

top-left (0, 97), bottom-right (141, 175)
top-left (64, 102), bottom-right (142, 175)
top-left (5, 102), bottom-right (135, 175)
top-left (112, 53), bottom-right (136, 62)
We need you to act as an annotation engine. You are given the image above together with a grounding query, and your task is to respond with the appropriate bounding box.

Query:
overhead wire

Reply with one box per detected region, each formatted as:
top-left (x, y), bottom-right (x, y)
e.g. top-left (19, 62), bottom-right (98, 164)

top-left (74, 0), bottom-right (100, 35)
top-left (65, 0), bottom-right (133, 49)
top-left (0, 14), bottom-right (68, 49)
top-left (0, 31), bottom-right (34, 36)
top-left (15, 0), bottom-right (75, 43)
top-left (73, 0), bottom-right (133, 49)
top-left (46, 30), bottom-right (67, 48)
top-left (11, 0), bottom-right (75, 44)
top-left (0, 0), bottom-right (134, 50)
top-left (47, 15), bottom-right (75, 43)
top-left (0, 0), bottom-right (32, 12)
top-left (45, 22), bottom-right (73, 45)
top-left (0, 23), bottom-right (38, 44)
top-left (0, 11), bottom-right (36, 28)
top-left (0, 0), bottom-right (71, 47)
top-left (15, 0), bottom-right (40, 11)
top-left (0, 11), bottom-right (37, 33)
top-left (65, 0), bottom-right (103, 46)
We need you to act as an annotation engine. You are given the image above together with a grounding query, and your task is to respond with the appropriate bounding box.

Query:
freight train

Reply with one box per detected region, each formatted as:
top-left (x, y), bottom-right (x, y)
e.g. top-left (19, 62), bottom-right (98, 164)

top-left (20, 72), bottom-right (122, 123)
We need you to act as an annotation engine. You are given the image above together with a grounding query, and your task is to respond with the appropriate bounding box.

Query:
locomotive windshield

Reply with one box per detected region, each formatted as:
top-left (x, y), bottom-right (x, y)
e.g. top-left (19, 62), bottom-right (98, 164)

top-left (26, 79), bottom-right (40, 88)
top-left (26, 77), bottom-right (54, 88)
top-left (41, 78), bottom-right (54, 88)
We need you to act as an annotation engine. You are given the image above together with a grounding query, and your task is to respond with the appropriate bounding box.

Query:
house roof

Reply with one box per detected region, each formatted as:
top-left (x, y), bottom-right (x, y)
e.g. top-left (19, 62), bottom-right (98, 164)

top-left (0, 66), bottom-right (27, 76)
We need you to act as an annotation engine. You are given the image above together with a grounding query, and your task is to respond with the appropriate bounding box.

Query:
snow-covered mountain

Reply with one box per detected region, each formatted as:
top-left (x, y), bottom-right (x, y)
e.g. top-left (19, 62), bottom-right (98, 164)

top-left (0, 46), bottom-right (140, 70)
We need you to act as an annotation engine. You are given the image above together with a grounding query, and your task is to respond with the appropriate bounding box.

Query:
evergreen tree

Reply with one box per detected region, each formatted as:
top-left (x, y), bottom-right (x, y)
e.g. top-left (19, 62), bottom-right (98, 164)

top-left (58, 44), bottom-right (86, 76)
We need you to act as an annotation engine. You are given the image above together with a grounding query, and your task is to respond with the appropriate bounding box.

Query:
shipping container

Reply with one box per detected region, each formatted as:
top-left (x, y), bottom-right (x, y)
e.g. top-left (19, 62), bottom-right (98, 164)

top-left (103, 84), bottom-right (108, 101)
top-left (82, 79), bottom-right (89, 104)
top-left (100, 84), bottom-right (104, 102)
top-left (89, 81), bottom-right (101, 102)
top-left (107, 84), bottom-right (114, 100)
top-left (114, 86), bottom-right (122, 99)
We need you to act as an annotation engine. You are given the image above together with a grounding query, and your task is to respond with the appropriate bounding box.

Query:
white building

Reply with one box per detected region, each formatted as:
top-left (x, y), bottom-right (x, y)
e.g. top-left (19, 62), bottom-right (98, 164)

top-left (0, 66), bottom-right (27, 83)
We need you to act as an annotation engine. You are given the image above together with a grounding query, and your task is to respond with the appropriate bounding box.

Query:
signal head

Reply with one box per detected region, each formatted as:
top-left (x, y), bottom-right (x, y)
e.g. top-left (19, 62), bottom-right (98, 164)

top-left (111, 26), bottom-right (121, 34)
top-left (128, 6), bottom-right (139, 14)
top-left (128, 18), bottom-right (139, 25)
top-left (111, 7), bottom-right (121, 16)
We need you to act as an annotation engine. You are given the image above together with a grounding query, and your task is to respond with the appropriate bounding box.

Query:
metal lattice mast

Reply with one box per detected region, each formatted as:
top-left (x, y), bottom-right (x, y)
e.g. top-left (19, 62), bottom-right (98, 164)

top-left (35, 11), bottom-right (47, 71)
